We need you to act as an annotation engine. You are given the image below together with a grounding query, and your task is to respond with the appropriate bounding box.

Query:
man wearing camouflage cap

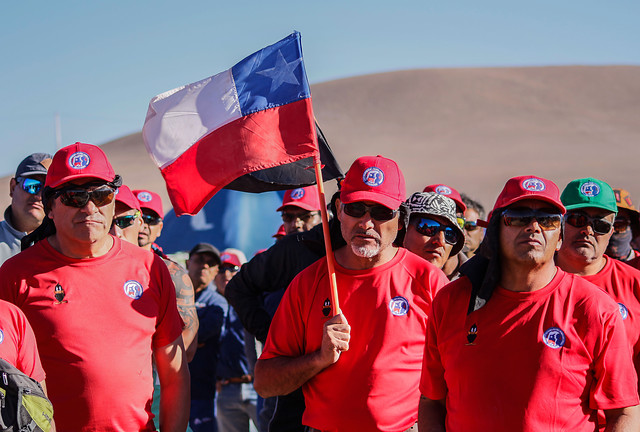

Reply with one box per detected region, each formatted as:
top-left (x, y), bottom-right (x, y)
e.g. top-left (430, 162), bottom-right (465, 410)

top-left (401, 192), bottom-right (465, 278)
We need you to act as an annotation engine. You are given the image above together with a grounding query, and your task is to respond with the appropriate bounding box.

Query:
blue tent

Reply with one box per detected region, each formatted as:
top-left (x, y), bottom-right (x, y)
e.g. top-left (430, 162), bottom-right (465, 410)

top-left (157, 189), bottom-right (285, 257)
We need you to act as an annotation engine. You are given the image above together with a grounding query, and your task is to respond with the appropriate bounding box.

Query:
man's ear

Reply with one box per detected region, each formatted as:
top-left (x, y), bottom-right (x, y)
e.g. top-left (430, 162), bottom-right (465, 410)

top-left (9, 178), bottom-right (16, 198)
top-left (156, 221), bottom-right (164, 238)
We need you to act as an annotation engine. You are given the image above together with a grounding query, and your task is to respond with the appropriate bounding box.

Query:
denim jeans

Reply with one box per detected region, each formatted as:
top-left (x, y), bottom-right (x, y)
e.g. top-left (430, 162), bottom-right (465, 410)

top-left (190, 398), bottom-right (218, 432)
top-left (216, 383), bottom-right (258, 432)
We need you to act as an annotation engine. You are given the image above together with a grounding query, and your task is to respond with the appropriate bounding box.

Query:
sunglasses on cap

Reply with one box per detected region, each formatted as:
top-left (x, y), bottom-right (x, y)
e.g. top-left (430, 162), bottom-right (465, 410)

top-left (281, 211), bottom-right (320, 223)
top-left (18, 177), bottom-right (44, 195)
top-left (141, 214), bottom-right (162, 226)
top-left (501, 208), bottom-right (563, 231)
top-left (221, 265), bottom-right (240, 273)
top-left (564, 212), bottom-right (613, 235)
top-left (464, 221), bottom-right (480, 231)
top-left (341, 202), bottom-right (398, 221)
top-left (112, 211), bottom-right (141, 229)
top-left (54, 185), bottom-right (115, 208)
top-left (413, 218), bottom-right (460, 245)
top-left (613, 217), bottom-right (631, 234)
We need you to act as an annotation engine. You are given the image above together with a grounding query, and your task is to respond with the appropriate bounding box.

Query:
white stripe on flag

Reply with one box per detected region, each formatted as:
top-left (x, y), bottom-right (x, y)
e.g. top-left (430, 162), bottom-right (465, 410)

top-left (142, 69), bottom-right (242, 168)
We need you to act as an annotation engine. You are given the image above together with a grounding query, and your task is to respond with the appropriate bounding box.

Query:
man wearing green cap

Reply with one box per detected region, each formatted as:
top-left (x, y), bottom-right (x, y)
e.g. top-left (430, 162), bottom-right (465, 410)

top-left (556, 177), bottom-right (640, 416)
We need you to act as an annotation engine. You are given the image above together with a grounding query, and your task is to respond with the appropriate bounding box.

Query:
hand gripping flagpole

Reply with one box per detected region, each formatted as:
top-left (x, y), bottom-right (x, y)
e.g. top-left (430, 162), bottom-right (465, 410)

top-left (313, 153), bottom-right (341, 317)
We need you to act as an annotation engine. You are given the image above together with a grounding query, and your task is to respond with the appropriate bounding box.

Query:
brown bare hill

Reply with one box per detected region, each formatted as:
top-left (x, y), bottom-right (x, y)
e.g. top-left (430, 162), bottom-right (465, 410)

top-left (2, 65), bottom-right (639, 214)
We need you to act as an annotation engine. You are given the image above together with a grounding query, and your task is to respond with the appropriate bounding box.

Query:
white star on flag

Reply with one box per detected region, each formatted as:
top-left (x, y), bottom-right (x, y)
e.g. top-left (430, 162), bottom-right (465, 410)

top-left (256, 50), bottom-right (302, 93)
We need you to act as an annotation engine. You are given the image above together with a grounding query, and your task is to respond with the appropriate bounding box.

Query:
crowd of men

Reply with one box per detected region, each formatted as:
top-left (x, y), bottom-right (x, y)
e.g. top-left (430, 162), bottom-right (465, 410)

top-left (1, 144), bottom-right (640, 431)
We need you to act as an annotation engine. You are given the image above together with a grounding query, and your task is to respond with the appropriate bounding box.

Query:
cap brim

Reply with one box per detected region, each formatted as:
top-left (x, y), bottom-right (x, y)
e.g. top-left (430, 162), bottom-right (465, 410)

top-left (500, 195), bottom-right (566, 214)
top-left (276, 202), bottom-right (319, 212)
top-left (341, 191), bottom-right (402, 210)
top-left (47, 173), bottom-right (114, 189)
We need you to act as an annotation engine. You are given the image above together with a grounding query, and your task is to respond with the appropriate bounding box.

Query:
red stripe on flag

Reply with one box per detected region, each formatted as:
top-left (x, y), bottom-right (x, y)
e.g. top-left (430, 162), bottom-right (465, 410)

top-left (161, 98), bottom-right (317, 215)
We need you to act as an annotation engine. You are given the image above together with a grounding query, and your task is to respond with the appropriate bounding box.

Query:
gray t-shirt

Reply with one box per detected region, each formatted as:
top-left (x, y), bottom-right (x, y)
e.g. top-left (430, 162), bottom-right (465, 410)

top-left (0, 206), bottom-right (27, 266)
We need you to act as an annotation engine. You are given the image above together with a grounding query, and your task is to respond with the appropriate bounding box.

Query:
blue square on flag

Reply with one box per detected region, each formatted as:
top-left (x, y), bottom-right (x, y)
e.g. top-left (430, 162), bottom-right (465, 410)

top-left (232, 32), bottom-right (311, 115)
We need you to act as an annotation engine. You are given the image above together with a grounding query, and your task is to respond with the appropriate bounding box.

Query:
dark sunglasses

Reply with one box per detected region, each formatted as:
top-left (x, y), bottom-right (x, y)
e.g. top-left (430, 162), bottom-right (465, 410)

top-left (55, 185), bottom-right (115, 208)
top-left (413, 218), bottom-right (460, 245)
top-left (281, 211), bottom-right (320, 223)
top-left (18, 177), bottom-right (44, 195)
top-left (342, 202), bottom-right (398, 221)
top-left (501, 208), bottom-right (562, 231)
top-left (141, 214), bottom-right (162, 226)
top-left (221, 265), bottom-right (240, 273)
top-left (565, 212), bottom-right (613, 235)
top-left (112, 211), bottom-right (141, 229)
top-left (613, 217), bottom-right (631, 234)
top-left (464, 221), bottom-right (481, 231)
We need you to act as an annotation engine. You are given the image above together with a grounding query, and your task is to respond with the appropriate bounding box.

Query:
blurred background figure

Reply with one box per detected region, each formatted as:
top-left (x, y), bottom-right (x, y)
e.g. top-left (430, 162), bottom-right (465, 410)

top-left (461, 193), bottom-right (486, 258)
top-left (606, 188), bottom-right (640, 263)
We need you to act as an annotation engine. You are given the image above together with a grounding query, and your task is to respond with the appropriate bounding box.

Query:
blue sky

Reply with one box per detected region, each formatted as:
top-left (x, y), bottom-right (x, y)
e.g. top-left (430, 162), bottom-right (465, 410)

top-left (1, 0), bottom-right (638, 176)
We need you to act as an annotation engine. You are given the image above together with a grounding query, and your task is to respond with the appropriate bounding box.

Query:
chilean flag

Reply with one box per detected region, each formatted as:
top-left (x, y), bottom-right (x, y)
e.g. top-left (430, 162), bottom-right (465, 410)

top-left (142, 32), bottom-right (318, 215)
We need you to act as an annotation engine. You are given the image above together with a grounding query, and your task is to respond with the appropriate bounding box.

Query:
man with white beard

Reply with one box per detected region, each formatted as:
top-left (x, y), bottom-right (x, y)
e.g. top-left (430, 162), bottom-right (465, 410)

top-left (253, 155), bottom-right (448, 432)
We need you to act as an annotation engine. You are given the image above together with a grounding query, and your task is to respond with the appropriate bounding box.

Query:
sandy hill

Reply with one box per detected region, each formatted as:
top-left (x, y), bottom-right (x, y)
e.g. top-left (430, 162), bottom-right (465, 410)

top-left (2, 65), bottom-right (639, 214)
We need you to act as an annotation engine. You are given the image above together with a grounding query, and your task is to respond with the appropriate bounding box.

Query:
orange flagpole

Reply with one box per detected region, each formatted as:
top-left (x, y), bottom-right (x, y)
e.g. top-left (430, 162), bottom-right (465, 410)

top-left (313, 153), bottom-right (341, 316)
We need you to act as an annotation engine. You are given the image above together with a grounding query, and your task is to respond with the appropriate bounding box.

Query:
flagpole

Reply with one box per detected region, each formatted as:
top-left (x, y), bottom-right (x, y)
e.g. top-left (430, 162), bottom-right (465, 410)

top-left (313, 154), bottom-right (341, 317)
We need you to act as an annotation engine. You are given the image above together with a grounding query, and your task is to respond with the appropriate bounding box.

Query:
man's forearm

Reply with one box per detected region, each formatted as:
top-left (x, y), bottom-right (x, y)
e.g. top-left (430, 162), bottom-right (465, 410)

top-left (605, 405), bottom-right (640, 432)
top-left (254, 352), bottom-right (327, 398)
top-left (418, 395), bottom-right (446, 432)
top-left (155, 338), bottom-right (190, 432)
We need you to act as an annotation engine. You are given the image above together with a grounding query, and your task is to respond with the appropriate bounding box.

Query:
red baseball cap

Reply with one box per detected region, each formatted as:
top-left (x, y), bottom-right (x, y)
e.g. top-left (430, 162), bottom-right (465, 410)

top-left (492, 175), bottom-right (566, 214)
top-left (340, 155), bottom-right (405, 209)
top-left (272, 224), bottom-right (286, 238)
top-left (133, 189), bottom-right (164, 219)
top-left (114, 185), bottom-right (141, 211)
top-left (276, 186), bottom-right (321, 212)
top-left (45, 142), bottom-right (116, 189)
top-left (220, 251), bottom-right (242, 267)
top-left (423, 184), bottom-right (467, 213)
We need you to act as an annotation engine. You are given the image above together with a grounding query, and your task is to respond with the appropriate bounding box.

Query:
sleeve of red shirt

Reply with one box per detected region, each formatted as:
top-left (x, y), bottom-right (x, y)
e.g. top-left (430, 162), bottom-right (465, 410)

top-left (589, 303), bottom-right (640, 409)
top-left (15, 305), bottom-right (46, 382)
top-left (150, 255), bottom-right (184, 348)
top-left (420, 286), bottom-right (448, 400)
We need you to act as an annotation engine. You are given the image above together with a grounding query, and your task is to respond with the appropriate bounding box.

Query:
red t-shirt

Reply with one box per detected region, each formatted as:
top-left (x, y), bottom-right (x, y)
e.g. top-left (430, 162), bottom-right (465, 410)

top-left (0, 237), bottom-right (183, 431)
top-left (421, 269), bottom-right (639, 432)
top-left (261, 248), bottom-right (449, 432)
top-left (0, 299), bottom-right (45, 381)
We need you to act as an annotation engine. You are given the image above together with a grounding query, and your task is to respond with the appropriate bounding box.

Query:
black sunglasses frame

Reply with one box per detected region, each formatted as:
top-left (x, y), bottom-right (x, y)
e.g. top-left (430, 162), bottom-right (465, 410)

top-left (341, 202), bottom-right (398, 222)
top-left (565, 212), bottom-right (613, 235)
top-left (412, 218), bottom-right (459, 245)
top-left (501, 208), bottom-right (563, 231)
top-left (55, 185), bottom-right (116, 208)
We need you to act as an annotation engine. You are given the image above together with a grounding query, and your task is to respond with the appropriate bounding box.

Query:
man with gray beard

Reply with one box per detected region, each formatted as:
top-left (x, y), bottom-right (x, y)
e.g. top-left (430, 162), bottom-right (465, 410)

top-left (254, 155), bottom-right (448, 432)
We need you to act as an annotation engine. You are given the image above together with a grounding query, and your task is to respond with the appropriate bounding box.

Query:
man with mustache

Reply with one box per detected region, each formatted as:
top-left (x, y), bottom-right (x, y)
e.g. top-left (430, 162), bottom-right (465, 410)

top-left (0, 143), bottom-right (189, 431)
top-left (420, 175), bottom-right (640, 431)
top-left (254, 155), bottom-right (448, 431)
top-left (556, 178), bottom-right (640, 427)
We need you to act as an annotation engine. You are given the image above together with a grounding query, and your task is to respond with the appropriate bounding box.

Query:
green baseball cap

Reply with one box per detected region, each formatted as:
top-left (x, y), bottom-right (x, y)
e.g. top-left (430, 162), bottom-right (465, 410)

top-left (560, 177), bottom-right (618, 214)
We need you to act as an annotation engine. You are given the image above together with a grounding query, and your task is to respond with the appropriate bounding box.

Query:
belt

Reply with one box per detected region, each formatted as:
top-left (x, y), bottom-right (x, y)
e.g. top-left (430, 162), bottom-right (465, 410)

top-left (218, 374), bottom-right (253, 385)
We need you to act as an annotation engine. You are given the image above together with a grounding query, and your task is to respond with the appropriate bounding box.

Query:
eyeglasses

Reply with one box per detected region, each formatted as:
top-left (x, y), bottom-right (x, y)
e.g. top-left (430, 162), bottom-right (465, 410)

top-left (281, 211), bottom-right (320, 223)
top-left (456, 217), bottom-right (465, 229)
top-left (55, 185), bottom-right (115, 208)
top-left (412, 218), bottom-right (460, 245)
top-left (564, 212), bottom-right (613, 235)
top-left (501, 208), bottom-right (562, 231)
top-left (112, 211), bottom-right (141, 229)
top-left (18, 178), bottom-right (44, 195)
top-left (221, 265), bottom-right (240, 273)
top-left (341, 202), bottom-right (398, 221)
top-left (141, 214), bottom-right (162, 226)
top-left (613, 217), bottom-right (631, 234)
top-left (464, 221), bottom-right (480, 231)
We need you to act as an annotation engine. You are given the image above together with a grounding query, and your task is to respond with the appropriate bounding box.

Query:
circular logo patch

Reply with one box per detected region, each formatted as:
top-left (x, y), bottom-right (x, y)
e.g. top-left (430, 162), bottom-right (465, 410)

top-left (362, 167), bottom-right (385, 187)
top-left (542, 327), bottom-right (565, 349)
top-left (522, 178), bottom-right (546, 192)
top-left (0, 329), bottom-right (4, 344)
top-left (435, 185), bottom-right (452, 195)
top-left (290, 188), bottom-right (305, 200)
top-left (67, 151), bottom-right (90, 169)
top-left (389, 296), bottom-right (409, 316)
top-left (137, 191), bottom-right (153, 202)
top-left (619, 303), bottom-right (629, 320)
top-left (580, 181), bottom-right (601, 197)
top-left (123, 280), bottom-right (144, 300)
